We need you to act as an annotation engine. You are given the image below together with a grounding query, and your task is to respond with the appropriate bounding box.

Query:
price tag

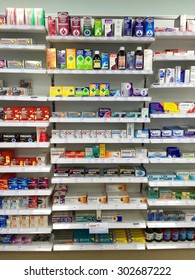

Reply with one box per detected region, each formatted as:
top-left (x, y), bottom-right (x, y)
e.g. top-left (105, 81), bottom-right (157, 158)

top-left (89, 223), bottom-right (108, 234)
top-left (113, 244), bottom-right (119, 249)
top-left (17, 245), bottom-right (22, 251)
top-left (2, 246), bottom-right (7, 251)
top-left (114, 205), bottom-right (119, 209)
top-left (79, 245), bottom-right (84, 250)
top-left (103, 118), bottom-right (108, 122)
top-left (89, 178), bottom-right (95, 182)
top-left (108, 178), bottom-right (113, 182)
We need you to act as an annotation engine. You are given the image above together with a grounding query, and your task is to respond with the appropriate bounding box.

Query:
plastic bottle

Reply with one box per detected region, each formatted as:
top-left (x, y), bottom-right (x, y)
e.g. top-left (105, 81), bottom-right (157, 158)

top-left (135, 46), bottom-right (144, 70)
top-left (93, 50), bottom-right (101, 69)
top-left (117, 46), bottom-right (126, 70)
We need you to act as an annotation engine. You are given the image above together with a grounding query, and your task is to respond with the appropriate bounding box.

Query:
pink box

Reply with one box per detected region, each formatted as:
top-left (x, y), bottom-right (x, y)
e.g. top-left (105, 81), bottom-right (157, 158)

top-left (48, 16), bottom-right (56, 35)
top-left (6, 8), bottom-right (16, 25)
top-left (58, 12), bottom-right (70, 35)
top-left (15, 8), bottom-right (25, 25)
top-left (71, 17), bottom-right (81, 36)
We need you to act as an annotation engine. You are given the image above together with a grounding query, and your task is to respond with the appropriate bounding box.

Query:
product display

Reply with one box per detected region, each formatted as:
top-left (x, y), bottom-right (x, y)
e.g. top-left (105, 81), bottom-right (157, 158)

top-left (0, 107), bottom-right (50, 121)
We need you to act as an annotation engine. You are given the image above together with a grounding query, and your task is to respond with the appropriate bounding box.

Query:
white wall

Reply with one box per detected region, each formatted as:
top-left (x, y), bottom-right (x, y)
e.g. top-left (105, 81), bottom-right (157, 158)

top-left (0, 0), bottom-right (195, 16)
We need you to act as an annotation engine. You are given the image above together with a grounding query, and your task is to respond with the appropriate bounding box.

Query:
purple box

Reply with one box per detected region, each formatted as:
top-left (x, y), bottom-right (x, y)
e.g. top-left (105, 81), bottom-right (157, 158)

top-left (149, 102), bottom-right (164, 114)
top-left (124, 17), bottom-right (132, 36)
top-left (184, 128), bottom-right (195, 137)
top-left (161, 129), bottom-right (172, 138)
top-left (28, 178), bottom-right (38, 189)
top-left (149, 129), bottom-right (161, 138)
top-left (98, 108), bottom-right (111, 118)
top-left (57, 50), bottom-right (66, 69)
top-left (0, 60), bottom-right (6, 68)
top-left (134, 17), bottom-right (145, 37)
top-left (38, 177), bottom-right (49, 189)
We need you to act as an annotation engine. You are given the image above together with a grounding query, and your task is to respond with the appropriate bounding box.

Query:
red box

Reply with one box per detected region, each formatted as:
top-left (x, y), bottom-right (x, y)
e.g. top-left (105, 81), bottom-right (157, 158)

top-left (66, 151), bottom-right (76, 158)
top-left (35, 107), bottom-right (50, 121)
top-left (4, 107), bottom-right (20, 121)
top-left (58, 12), bottom-right (70, 36)
top-left (24, 158), bottom-right (37, 166)
top-left (71, 17), bottom-right (81, 36)
top-left (0, 150), bottom-right (15, 166)
top-left (48, 16), bottom-right (56, 35)
top-left (0, 175), bottom-right (8, 189)
top-left (11, 157), bottom-right (24, 166)
top-left (75, 151), bottom-right (85, 158)
top-left (20, 107), bottom-right (35, 121)
top-left (28, 196), bottom-right (38, 208)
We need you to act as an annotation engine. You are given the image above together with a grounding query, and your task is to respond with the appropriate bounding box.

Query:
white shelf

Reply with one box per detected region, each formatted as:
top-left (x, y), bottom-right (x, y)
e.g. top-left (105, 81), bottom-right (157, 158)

top-left (153, 55), bottom-right (195, 61)
top-left (0, 208), bottom-right (51, 215)
top-left (0, 44), bottom-right (46, 51)
top-left (150, 138), bottom-right (195, 143)
top-left (0, 187), bottom-right (53, 196)
top-left (150, 113), bottom-right (195, 119)
top-left (155, 31), bottom-right (195, 39)
top-left (53, 212), bottom-right (146, 230)
top-left (0, 25), bottom-right (46, 33)
top-left (0, 142), bottom-right (50, 148)
top-left (0, 121), bottom-right (49, 127)
top-left (53, 243), bottom-right (145, 251)
top-left (51, 158), bottom-right (149, 164)
top-left (47, 69), bottom-right (153, 75)
top-left (149, 158), bottom-right (195, 164)
top-left (0, 227), bottom-right (52, 234)
top-left (52, 203), bottom-right (147, 211)
top-left (50, 117), bottom-right (150, 123)
top-left (0, 96), bottom-right (48, 101)
top-left (46, 35), bottom-right (155, 43)
top-left (0, 165), bottom-right (52, 173)
top-left (151, 83), bottom-right (195, 88)
top-left (147, 221), bottom-right (195, 228)
top-left (0, 69), bottom-right (46, 74)
top-left (148, 181), bottom-right (195, 187)
top-left (48, 96), bottom-right (151, 102)
top-left (52, 177), bottom-right (148, 184)
top-left (147, 199), bottom-right (195, 207)
top-left (147, 241), bottom-right (195, 250)
top-left (50, 138), bottom-right (150, 144)
top-left (0, 242), bottom-right (52, 252)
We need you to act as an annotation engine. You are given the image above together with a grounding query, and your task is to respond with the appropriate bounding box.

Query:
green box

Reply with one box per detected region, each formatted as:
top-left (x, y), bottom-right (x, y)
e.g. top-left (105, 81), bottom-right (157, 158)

top-left (76, 49), bottom-right (85, 70)
top-left (90, 83), bottom-right (100, 96)
top-left (93, 145), bottom-right (100, 158)
top-left (94, 18), bottom-right (102, 36)
top-left (85, 146), bottom-right (94, 158)
top-left (75, 87), bottom-right (89, 97)
top-left (84, 49), bottom-right (93, 70)
top-left (148, 187), bottom-right (159, 199)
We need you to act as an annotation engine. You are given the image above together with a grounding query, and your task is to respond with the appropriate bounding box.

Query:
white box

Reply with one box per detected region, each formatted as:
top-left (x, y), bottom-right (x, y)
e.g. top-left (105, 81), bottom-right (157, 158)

top-left (51, 148), bottom-right (65, 159)
top-left (141, 108), bottom-right (149, 118)
top-left (144, 49), bottom-right (153, 71)
top-left (127, 123), bottom-right (134, 139)
top-left (82, 130), bottom-right (91, 138)
top-left (52, 130), bottom-right (61, 139)
top-left (87, 192), bottom-right (107, 204)
top-left (105, 184), bottom-right (126, 192)
top-left (75, 130), bottom-right (82, 138)
top-left (30, 216), bottom-right (39, 228)
top-left (185, 69), bottom-right (190, 83)
top-left (65, 130), bottom-right (75, 138)
top-left (20, 216), bottom-right (30, 228)
top-left (96, 130), bottom-right (105, 139)
top-left (107, 191), bottom-right (130, 204)
top-left (175, 66), bottom-right (181, 83)
top-left (135, 148), bottom-right (148, 158)
top-left (121, 149), bottom-right (135, 158)
top-left (39, 216), bottom-right (48, 227)
top-left (65, 192), bottom-right (87, 204)
top-left (175, 15), bottom-right (186, 32)
top-left (114, 19), bottom-right (123, 37)
top-left (158, 69), bottom-right (165, 84)
top-left (187, 20), bottom-right (195, 32)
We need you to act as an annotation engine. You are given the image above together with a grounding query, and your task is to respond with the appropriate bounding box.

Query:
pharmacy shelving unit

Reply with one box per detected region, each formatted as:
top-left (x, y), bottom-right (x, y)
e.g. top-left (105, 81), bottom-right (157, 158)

top-left (0, 24), bottom-right (53, 251)
top-left (48, 31), bottom-right (154, 251)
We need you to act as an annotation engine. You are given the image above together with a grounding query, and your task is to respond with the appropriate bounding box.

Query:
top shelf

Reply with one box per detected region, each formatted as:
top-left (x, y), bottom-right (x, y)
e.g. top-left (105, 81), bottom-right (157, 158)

top-left (46, 35), bottom-right (155, 44)
top-left (0, 25), bottom-right (46, 33)
top-left (155, 31), bottom-right (195, 39)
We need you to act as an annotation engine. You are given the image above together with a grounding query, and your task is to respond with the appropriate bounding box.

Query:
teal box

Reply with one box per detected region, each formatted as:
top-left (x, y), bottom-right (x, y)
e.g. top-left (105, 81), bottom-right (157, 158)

top-left (101, 53), bottom-right (109, 69)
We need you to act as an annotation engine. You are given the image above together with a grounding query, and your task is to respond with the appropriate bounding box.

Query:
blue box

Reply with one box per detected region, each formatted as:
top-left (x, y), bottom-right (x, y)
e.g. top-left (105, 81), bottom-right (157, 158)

top-left (149, 129), bottom-right (161, 138)
top-left (101, 53), bottom-right (109, 70)
top-left (0, 215), bottom-right (7, 228)
top-left (163, 126), bottom-right (184, 138)
top-left (145, 17), bottom-right (154, 37)
top-left (123, 17), bottom-right (132, 36)
top-left (134, 17), bottom-right (144, 37)
top-left (110, 89), bottom-right (120, 97)
top-left (8, 178), bottom-right (18, 190)
top-left (147, 210), bottom-right (155, 221)
top-left (156, 210), bottom-right (164, 221)
top-left (18, 177), bottom-right (28, 190)
top-left (0, 198), bottom-right (3, 209)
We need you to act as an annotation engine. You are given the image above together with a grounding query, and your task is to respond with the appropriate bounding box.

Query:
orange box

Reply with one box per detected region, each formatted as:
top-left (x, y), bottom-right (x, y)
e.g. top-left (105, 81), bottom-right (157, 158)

top-left (24, 158), bottom-right (37, 166)
top-left (35, 107), bottom-right (50, 121)
top-left (75, 151), bottom-right (85, 158)
top-left (66, 151), bottom-right (76, 158)
top-left (11, 157), bottom-right (24, 166)
top-left (0, 177), bottom-right (8, 190)
top-left (0, 150), bottom-right (15, 166)
top-left (4, 107), bottom-right (20, 121)
top-left (20, 107), bottom-right (35, 121)
top-left (46, 48), bottom-right (56, 69)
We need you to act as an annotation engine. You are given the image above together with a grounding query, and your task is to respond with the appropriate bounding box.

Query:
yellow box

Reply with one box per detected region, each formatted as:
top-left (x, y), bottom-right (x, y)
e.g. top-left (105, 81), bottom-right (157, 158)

top-left (66, 48), bottom-right (76, 69)
top-left (50, 86), bottom-right (63, 97)
top-left (62, 86), bottom-right (75, 97)
top-left (46, 48), bottom-right (56, 69)
top-left (163, 102), bottom-right (179, 114)
top-left (100, 144), bottom-right (106, 158)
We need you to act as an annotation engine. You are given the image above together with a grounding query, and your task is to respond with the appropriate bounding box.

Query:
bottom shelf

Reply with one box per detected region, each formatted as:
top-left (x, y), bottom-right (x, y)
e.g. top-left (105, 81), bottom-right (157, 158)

top-left (0, 242), bottom-right (52, 251)
top-left (53, 243), bottom-right (145, 251)
top-left (146, 241), bottom-right (195, 250)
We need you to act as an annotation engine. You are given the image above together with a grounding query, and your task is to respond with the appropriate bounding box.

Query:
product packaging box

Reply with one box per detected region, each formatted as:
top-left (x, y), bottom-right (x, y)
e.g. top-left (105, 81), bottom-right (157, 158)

top-left (4, 107), bottom-right (20, 121)
top-left (145, 17), bottom-right (154, 37)
top-left (48, 16), bottom-right (56, 35)
top-left (84, 49), bottom-right (93, 70)
top-left (106, 184), bottom-right (126, 192)
top-left (15, 8), bottom-right (25, 25)
top-left (107, 191), bottom-right (130, 203)
top-left (101, 53), bottom-right (109, 69)
top-left (6, 8), bottom-right (15, 25)
top-left (50, 86), bottom-right (63, 97)
top-left (75, 87), bottom-right (89, 97)
top-left (76, 49), bottom-right (85, 70)
top-left (34, 8), bottom-right (45, 26)
top-left (127, 51), bottom-right (135, 70)
top-left (121, 83), bottom-right (133, 96)
top-left (46, 48), bottom-right (56, 69)
top-left (90, 83), bottom-right (100, 96)
top-left (65, 192), bottom-right (87, 204)
top-left (71, 17), bottom-right (81, 36)
top-left (144, 49), bottom-right (153, 71)
top-left (123, 17), bottom-right (132, 36)
top-left (57, 50), bottom-right (66, 69)
top-left (62, 86), bottom-right (75, 97)
top-left (25, 61), bottom-right (42, 69)
top-left (66, 48), bottom-right (76, 69)
top-left (114, 19), bottom-right (123, 37)
top-left (25, 8), bottom-right (34, 25)
top-left (134, 17), bottom-right (144, 37)
top-left (58, 12), bottom-right (70, 35)
top-left (109, 53), bottom-right (117, 70)
top-left (100, 83), bottom-right (110, 96)
top-left (104, 19), bottom-right (113, 36)
top-left (98, 108), bottom-right (111, 118)
top-left (94, 18), bottom-right (102, 36)
top-left (7, 60), bottom-right (24, 69)
top-left (88, 192), bottom-right (107, 204)
top-left (175, 15), bottom-right (186, 32)
top-left (83, 17), bottom-right (92, 36)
